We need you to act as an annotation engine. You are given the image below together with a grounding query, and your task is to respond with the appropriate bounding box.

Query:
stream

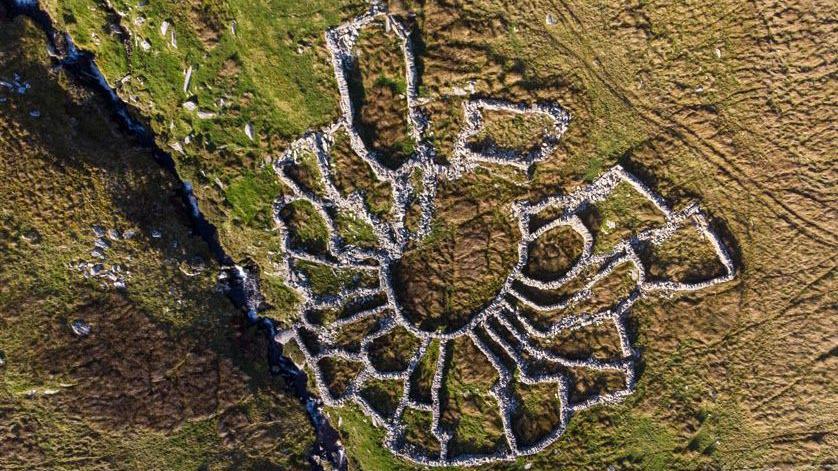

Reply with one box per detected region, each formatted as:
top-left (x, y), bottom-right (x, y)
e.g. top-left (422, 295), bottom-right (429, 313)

top-left (2, 1), bottom-right (346, 468)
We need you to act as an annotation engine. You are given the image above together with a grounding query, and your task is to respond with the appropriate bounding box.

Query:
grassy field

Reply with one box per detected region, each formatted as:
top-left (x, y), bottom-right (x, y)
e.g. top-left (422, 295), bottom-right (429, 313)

top-left (35, 0), bottom-right (369, 326)
top-left (0, 15), bottom-right (314, 469)
top-left (2, 0), bottom-right (836, 469)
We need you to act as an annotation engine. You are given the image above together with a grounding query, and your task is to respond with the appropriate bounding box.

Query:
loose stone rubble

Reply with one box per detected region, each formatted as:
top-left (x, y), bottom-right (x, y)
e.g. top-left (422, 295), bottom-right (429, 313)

top-left (70, 319), bottom-right (92, 337)
top-left (70, 225), bottom-right (133, 289)
top-left (271, 5), bottom-right (736, 467)
top-left (0, 73), bottom-right (31, 95)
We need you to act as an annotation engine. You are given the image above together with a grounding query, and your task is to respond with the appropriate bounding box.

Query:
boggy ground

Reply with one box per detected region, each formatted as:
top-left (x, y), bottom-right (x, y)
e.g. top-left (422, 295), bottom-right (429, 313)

top-left (0, 15), bottom-right (314, 469)
top-left (4, 0), bottom-right (837, 469)
top-left (348, 15), bottom-right (416, 169)
top-left (393, 168), bottom-right (522, 334)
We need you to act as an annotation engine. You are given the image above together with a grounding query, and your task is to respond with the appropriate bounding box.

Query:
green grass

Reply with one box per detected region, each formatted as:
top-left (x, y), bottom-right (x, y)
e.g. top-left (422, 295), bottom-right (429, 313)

top-left (295, 260), bottom-right (376, 296)
top-left (225, 169), bottom-right (282, 225)
top-left (351, 19), bottom-right (414, 167)
top-left (584, 83), bottom-right (647, 179)
top-left (375, 74), bottom-right (407, 95)
top-left (296, 149), bottom-right (327, 196)
top-left (439, 337), bottom-right (506, 456)
top-left (409, 338), bottom-right (439, 403)
top-left (472, 111), bottom-right (554, 152)
top-left (368, 326), bottom-right (420, 372)
top-left (591, 181), bottom-right (667, 253)
top-left (332, 405), bottom-right (456, 470)
top-left (511, 381), bottom-right (563, 447)
top-left (360, 378), bottom-right (403, 418)
top-left (330, 130), bottom-right (394, 218)
top-left (336, 211), bottom-right (378, 247)
top-left (115, 418), bottom-right (223, 470)
top-left (53, 0), bottom-right (130, 80)
top-left (261, 274), bottom-right (300, 325)
top-left (642, 222), bottom-right (727, 283)
top-left (16, 1), bottom-right (821, 469)
top-left (336, 406), bottom-right (414, 470)
top-left (0, 20), bottom-right (315, 469)
top-left (39, 0), bottom-right (368, 311)
top-left (285, 199), bottom-right (330, 253)
top-left (320, 356), bottom-right (364, 396)
top-left (402, 407), bottom-right (442, 457)
top-left (50, 0), bottom-right (364, 139)
top-left (394, 134), bottom-right (416, 156)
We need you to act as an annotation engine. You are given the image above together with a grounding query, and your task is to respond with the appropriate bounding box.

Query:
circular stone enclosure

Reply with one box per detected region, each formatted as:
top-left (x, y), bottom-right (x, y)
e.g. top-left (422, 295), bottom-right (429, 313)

top-left (392, 201), bottom-right (520, 335)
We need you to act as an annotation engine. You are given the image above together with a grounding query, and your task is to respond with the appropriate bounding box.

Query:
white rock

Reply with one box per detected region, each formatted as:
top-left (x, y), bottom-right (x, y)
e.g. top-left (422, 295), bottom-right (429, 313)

top-left (183, 66), bottom-right (192, 94)
top-left (71, 320), bottom-right (91, 337)
top-left (451, 85), bottom-right (468, 96)
top-left (182, 100), bottom-right (197, 111)
top-left (275, 329), bottom-right (295, 344)
top-left (94, 237), bottom-right (110, 249)
top-left (244, 122), bottom-right (255, 141)
top-left (160, 20), bottom-right (169, 37)
top-left (546, 13), bottom-right (557, 25)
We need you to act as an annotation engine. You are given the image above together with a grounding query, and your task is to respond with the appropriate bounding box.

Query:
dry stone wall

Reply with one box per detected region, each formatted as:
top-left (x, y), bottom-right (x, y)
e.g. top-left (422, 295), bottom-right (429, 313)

top-left (270, 4), bottom-right (736, 466)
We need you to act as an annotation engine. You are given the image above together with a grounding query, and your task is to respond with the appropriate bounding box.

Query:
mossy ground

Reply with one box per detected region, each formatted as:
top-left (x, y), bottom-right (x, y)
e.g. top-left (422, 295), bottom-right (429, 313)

top-left (349, 17), bottom-right (415, 169)
top-left (470, 110), bottom-right (557, 157)
top-left (0, 16), bottom-right (313, 469)
top-left (330, 128), bottom-right (394, 218)
top-left (38, 0), bottom-right (369, 326)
